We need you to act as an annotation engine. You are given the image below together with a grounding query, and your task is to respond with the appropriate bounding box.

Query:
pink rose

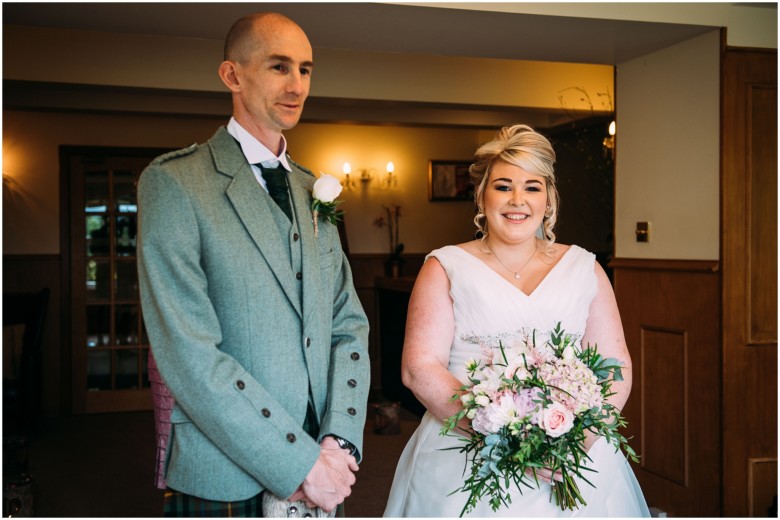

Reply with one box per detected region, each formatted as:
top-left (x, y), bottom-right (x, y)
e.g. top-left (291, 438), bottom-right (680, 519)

top-left (539, 402), bottom-right (574, 438)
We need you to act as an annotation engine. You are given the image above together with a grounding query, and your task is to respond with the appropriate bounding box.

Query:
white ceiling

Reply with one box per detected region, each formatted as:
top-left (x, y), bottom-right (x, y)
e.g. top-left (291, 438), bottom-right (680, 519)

top-left (3, 2), bottom-right (717, 65)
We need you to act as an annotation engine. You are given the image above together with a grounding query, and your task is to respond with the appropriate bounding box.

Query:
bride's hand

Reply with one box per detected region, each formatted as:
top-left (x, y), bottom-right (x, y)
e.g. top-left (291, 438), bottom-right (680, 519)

top-left (525, 467), bottom-right (563, 485)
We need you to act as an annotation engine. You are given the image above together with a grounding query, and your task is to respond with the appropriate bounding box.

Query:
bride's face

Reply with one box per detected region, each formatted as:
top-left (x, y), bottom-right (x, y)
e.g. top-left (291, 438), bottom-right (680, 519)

top-left (483, 161), bottom-right (548, 244)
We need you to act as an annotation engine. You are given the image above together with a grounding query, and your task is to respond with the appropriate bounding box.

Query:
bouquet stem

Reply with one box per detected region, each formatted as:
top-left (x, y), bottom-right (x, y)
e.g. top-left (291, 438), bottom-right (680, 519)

top-left (552, 474), bottom-right (586, 510)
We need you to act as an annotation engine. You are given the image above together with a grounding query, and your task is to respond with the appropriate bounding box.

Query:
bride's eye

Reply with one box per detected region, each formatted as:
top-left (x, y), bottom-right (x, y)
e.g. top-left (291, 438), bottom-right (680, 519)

top-left (495, 184), bottom-right (512, 192)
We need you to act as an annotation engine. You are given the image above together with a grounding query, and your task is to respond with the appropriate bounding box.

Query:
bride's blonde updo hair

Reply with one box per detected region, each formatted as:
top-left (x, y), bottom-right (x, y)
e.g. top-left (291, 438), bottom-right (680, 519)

top-left (469, 124), bottom-right (559, 248)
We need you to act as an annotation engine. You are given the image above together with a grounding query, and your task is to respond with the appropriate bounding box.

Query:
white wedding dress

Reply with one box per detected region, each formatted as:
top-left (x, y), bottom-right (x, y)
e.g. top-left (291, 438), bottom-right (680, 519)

top-left (383, 245), bottom-right (650, 517)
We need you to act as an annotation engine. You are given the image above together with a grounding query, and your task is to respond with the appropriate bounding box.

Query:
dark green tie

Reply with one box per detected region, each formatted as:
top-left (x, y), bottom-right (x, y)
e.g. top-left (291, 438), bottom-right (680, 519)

top-left (260, 165), bottom-right (292, 221)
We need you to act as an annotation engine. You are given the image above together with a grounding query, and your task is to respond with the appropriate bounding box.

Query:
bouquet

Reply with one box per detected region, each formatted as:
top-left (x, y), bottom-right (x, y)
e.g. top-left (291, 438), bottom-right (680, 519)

top-left (441, 323), bottom-right (638, 516)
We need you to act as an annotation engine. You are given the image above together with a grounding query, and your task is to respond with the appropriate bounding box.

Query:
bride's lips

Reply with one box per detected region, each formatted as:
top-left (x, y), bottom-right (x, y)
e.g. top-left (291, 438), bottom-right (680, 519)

top-left (502, 212), bottom-right (530, 222)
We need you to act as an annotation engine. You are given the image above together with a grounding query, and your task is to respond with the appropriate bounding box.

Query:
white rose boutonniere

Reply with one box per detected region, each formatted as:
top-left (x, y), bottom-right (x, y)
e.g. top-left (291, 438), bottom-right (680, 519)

top-left (311, 173), bottom-right (344, 237)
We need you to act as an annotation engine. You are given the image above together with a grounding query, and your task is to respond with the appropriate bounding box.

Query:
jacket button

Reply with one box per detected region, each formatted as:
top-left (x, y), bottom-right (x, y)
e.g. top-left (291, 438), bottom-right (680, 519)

top-left (350, 352), bottom-right (360, 361)
top-left (236, 380), bottom-right (245, 390)
top-left (305, 337), bottom-right (311, 348)
top-left (262, 408), bottom-right (271, 418)
top-left (347, 379), bottom-right (357, 388)
top-left (293, 233), bottom-right (299, 241)
top-left (296, 272), bottom-right (302, 280)
top-left (347, 407), bottom-right (357, 416)
top-left (286, 433), bottom-right (296, 443)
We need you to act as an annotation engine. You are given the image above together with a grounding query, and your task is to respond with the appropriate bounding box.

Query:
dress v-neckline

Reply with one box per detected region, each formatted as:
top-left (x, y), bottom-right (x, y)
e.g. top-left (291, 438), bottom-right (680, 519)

top-left (454, 244), bottom-right (576, 298)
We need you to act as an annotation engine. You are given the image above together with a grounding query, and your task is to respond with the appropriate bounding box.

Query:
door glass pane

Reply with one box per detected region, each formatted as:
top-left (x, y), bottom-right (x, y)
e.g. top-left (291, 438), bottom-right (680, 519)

top-left (85, 171), bottom-right (109, 213)
top-left (86, 215), bottom-right (110, 257)
top-left (86, 305), bottom-right (111, 348)
top-left (114, 171), bottom-right (137, 213)
top-left (116, 349), bottom-right (139, 390)
top-left (115, 261), bottom-right (138, 300)
top-left (115, 215), bottom-right (137, 257)
top-left (86, 259), bottom-right (111, 300)
top-left (115, 304), bottom-right (139, 346)
top-left (87, 350), bottom-right (112, 391)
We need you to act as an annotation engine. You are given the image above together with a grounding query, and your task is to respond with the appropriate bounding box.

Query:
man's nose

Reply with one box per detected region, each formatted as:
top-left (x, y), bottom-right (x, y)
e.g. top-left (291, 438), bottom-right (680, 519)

top-left (286, 71), bottom-right (305, 95)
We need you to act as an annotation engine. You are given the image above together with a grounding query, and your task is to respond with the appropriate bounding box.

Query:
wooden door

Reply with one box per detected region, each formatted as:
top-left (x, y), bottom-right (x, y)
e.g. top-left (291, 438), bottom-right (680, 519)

top-left (61, 146), bottom-right (168, 413)
top-left (721, 48), bottom-right (778, 517)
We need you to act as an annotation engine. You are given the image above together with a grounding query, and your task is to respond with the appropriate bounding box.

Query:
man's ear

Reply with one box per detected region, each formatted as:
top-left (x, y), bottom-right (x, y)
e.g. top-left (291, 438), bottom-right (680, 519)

top-left (218, 61), bottom-right (241, 92)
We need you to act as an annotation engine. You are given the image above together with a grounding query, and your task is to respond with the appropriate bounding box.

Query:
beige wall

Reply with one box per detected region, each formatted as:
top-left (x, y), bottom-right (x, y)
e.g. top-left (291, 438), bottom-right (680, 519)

top-left (3, 25), bottom-right (613, 114)
top-left (3, 110), bottom-right (483, 256)
top-left (285, 123), bottom-right (479, 255)
top-left (615, 30), bottom-right (721, 260)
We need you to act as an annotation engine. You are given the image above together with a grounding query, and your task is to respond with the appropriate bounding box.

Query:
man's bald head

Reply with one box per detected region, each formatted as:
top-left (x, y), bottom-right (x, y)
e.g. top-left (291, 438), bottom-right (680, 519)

top-left (223, 12), bottom-right (306, 64)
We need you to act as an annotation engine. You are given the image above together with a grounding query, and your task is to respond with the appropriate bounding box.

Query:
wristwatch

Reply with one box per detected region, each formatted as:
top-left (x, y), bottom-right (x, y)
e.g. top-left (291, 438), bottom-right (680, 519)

top-left (326, 435), bottom-right (358, 457)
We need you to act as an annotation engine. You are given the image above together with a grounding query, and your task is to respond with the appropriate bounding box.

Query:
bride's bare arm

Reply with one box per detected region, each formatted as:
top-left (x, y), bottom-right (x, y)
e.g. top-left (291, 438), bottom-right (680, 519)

top-left (401, 257), bottom-right (464, 423)
top-left (580, 261), bottom-right (633, 449)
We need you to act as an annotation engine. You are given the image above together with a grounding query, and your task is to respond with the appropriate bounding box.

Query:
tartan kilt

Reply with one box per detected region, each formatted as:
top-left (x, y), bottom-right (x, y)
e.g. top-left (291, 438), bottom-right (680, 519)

top-left (163, 490), bottom-right (347, 518)
top-left (163, 490), bottom-right (262, 517)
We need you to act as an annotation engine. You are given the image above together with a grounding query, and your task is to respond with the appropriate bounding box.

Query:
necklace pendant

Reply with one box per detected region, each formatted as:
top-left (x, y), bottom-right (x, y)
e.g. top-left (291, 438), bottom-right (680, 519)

top-left (513, 272), bottom-right (521, 280)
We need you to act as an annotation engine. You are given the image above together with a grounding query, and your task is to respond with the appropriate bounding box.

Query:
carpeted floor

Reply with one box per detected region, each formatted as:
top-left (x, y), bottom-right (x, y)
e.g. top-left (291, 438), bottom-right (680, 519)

top-left (21, 406), bottom-right (420, 517)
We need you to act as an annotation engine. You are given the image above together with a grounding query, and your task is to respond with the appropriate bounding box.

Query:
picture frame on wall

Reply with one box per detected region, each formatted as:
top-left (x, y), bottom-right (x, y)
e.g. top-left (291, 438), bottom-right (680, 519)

top-left (428, 160), bottom-right (473, 201)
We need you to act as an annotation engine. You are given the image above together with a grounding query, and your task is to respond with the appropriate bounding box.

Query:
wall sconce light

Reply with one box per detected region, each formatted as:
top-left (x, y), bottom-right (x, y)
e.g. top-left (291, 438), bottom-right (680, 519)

top-left (379, 161), bottom-right (397, 190)
top-left (341, 162), bottom-right (357, 191)
top-left (341, 161), bottom-right (397, 190)
top-left (341, 162), bottom-right (375, 190)
top-left (603, 120), bottom-right (616, 159)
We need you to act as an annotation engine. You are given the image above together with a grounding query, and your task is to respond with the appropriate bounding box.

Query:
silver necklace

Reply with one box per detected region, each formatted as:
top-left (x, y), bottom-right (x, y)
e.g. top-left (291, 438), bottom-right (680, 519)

top-left (486, 242), bottom-right (537, 280)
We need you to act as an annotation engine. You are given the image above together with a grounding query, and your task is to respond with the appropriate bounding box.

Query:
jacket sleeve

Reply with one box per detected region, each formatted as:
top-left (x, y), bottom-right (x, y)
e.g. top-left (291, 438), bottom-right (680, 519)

top-left (137, 162), bottom-right (319, 498)
top-left (317, 242), bottom-right (371, 462)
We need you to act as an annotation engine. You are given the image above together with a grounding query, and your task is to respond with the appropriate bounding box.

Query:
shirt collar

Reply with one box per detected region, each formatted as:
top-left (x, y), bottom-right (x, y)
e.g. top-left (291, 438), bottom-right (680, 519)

top-left (226, 117), bottom-right (291, 171)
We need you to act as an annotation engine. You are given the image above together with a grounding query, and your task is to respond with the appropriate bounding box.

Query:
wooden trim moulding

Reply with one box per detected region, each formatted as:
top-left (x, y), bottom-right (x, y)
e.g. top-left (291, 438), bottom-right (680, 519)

top-left (610, 257), bottom-right (719, 273)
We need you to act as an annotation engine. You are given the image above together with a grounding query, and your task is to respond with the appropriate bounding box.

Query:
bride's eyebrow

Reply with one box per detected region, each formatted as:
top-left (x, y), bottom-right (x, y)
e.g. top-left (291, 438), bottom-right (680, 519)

top-left (491, 177), bottom-right (513, 183)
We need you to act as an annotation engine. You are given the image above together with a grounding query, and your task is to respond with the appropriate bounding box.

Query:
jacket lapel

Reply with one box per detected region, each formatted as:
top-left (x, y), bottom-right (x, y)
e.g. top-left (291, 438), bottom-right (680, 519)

top-left (210, 128), bottom-right (302, 318)
top-left (288, 166), bottom-right (318, 325)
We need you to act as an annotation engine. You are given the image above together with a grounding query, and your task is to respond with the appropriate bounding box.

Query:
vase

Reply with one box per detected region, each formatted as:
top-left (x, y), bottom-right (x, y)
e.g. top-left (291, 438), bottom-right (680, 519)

top-left (384, 258), bottom-right (403, 278)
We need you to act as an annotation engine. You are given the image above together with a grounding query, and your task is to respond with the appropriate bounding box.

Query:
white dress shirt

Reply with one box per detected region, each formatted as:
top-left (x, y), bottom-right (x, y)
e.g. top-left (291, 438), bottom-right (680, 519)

top-left (226, 117), bottom-right (292, 193)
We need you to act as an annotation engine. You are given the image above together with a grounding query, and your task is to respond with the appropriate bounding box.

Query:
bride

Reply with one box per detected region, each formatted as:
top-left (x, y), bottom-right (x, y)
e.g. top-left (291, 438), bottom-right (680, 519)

top-left (383, 125), bottom-right (649, 517)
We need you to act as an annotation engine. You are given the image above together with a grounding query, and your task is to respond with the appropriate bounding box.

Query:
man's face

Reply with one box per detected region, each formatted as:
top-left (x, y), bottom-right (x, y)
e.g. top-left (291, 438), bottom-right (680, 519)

top-left (233, 21), bottom-right (313, 136)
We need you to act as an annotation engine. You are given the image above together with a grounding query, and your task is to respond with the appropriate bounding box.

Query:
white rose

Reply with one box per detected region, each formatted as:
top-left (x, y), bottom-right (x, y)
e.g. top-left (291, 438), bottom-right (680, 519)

top-left (515, 367), bottom-right (530, 381)
top-left (466, 408), bottom-right (477, 419)
top-left (475, 394), bottom-right (491, 407)
top-left (539, 402), bottom-right (575, 438)
top-left (562, 345), bottom-right (576, 361)
top-left (312, 173), bottom-right (343, 202)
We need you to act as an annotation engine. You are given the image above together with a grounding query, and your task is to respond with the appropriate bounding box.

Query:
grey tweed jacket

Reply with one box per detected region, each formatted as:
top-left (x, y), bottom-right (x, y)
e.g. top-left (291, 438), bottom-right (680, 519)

top-left (137, 127), bottom-right (370, 502)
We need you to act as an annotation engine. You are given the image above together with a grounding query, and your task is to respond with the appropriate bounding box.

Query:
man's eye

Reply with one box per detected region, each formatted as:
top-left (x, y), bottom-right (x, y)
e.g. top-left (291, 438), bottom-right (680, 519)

top-left (272, 64), bottom-right (288, 73)
top-left (300, 68), bottom-right (312, 77)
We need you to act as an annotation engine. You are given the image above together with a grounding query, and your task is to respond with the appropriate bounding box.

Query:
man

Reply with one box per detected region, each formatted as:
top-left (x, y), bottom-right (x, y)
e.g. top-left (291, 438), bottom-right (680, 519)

top-left (137, 12), bottom-right (370, 516)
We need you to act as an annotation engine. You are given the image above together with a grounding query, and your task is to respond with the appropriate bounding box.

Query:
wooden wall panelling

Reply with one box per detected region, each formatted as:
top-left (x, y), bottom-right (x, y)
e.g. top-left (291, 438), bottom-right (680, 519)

top-left (346, 253), bottom-right (425, 401)
top-left (612, 259), bottom-right (720, 517)
top-left (722, 48), bottom-right (778, 517)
